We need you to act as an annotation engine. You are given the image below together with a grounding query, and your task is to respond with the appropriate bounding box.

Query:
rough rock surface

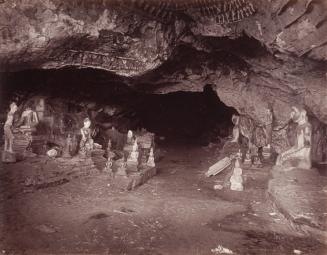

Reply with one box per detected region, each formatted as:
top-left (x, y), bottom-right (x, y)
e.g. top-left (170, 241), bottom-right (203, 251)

top-left (0, 0), bottom-right (327, 157)
top-left (268, 167), bottom-right (327, 243)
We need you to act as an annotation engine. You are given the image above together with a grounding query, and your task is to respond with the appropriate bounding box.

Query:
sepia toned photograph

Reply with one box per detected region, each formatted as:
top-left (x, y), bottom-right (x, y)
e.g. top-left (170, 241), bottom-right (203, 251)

top-left (0, 0), bottom-right (327, 254)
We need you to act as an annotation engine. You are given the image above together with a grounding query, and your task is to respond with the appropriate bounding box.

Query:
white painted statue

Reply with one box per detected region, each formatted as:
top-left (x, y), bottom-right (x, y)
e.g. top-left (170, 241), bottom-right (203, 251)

top-left (3, 103), bottom-right (18, 153)
top-left (116, 158), bottom-right (127, 176)
top-left (147, 147), bottom-right (155, 167)
top-left (231, 114), bottom-right (240, 143)
top-left (79, 118), bottom-right (94, 157)
top-left (128, 139), bottom-right (139, 163)
top-left (230, 159), bottom-right (243, 191)
top-left (62, 134), bottom-right (73, 158)
top-left (276, 107), bottom-right (312, 170)
top-left (127, 130), bottom-right (133, 144)
top-left (4, 102), bottom-right (18, 153)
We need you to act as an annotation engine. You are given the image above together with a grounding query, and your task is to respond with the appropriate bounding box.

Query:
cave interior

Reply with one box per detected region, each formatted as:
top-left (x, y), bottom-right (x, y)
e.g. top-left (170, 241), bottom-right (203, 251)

top-left (1, 0), bottom-right (327, 254)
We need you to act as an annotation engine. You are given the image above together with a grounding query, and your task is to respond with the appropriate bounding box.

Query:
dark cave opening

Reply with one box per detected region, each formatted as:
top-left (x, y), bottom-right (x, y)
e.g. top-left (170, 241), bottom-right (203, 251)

top-left (0, 68), bottom-right (237, 146)
top-left (133, 85), bottom-right (237, 144)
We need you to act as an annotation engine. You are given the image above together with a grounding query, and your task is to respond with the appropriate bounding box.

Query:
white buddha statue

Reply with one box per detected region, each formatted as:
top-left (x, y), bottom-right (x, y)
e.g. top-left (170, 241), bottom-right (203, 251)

top-left (276, 107), bottom-right (312, 170)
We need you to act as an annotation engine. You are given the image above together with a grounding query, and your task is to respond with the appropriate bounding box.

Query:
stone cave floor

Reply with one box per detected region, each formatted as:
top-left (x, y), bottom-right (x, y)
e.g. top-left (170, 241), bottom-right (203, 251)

top-left (0, 142), bottom-right (326, 255)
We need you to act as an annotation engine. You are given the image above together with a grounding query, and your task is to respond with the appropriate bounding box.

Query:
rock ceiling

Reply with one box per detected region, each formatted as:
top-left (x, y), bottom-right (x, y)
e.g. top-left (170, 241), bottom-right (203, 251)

top-left (0, 0), bottom-right (327, 126)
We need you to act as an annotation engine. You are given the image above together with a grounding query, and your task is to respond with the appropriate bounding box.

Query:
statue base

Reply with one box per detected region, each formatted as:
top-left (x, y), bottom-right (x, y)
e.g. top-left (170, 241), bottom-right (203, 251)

top-left (126, 160), bottom-right (138, 172)
top-left (243, 159), bottom-right (252, 166)
top-left (1, 151), bottom-right (17, 163)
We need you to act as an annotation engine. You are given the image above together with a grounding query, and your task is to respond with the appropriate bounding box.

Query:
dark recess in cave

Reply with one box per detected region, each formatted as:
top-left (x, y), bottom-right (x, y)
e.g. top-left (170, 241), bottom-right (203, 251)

top-left (0, 68), bottom-right (237, 145)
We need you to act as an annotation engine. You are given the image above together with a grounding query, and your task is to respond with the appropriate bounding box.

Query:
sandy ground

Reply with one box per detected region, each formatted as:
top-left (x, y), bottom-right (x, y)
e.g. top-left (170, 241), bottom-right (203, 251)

top-left (0, 142), bottom-right (326, 255)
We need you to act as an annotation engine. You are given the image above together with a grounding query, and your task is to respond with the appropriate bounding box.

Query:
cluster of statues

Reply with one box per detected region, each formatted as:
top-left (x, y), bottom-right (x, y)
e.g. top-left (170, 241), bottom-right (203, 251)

top-left (104, 130), bottom-right (156, 177)
top-left (229, 106), bottom-right (312, 171)
top-left (2, 102), bottom-right (39, 162)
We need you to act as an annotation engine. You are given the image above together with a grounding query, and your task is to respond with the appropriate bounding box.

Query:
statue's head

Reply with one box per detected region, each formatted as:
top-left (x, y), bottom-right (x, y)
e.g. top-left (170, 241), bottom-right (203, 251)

top-left (10, 102), bottom-right (18, 112)
top-left (290, 106), bottom-right (301, 122)
top-left (232, 114), bottom-right (239, 125)
top-left (299, 109), bottom-right (308, 123)
top-left (290, 107), bottom-right (308, 124)
top-left (83, 118), bottom-right (91, 128)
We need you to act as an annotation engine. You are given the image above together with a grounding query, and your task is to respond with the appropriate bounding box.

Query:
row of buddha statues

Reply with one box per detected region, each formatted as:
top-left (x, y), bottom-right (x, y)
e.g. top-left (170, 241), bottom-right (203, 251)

top-left (2, 101), bottom-right (156, 178)
top-left (229, 106), bottom-right (312, 171)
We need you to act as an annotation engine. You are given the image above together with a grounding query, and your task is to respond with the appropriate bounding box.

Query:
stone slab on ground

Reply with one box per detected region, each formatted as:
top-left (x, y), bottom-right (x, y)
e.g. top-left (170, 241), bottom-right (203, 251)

top-left (205, 157), bottom-right (232, 177)
top-left (268, 167), bottom-right (327, 242)
top-left (113, 166), bottom-right (157, 191)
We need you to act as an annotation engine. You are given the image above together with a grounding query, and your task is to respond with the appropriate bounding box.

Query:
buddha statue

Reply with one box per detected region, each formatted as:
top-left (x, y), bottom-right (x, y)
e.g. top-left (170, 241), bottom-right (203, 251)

top-left (18, 105), bottom-right (39, 130)
top-left (147, 147), bottom-right (155, 167)
top-left (230, 114), bottom-right (240, 143)
top-left (276, 107), bottom-right (312, 170)
top-left (62, 134), bottom-right (73, 158)
top-left (104, 156), bottom-right (113, 174)
top-left (129, 140), bottom-right (139, 163)
top-left (116, 158), bottom-right (127, 177)
top-left (127, 130), bottom-right (134, 144)
top-left (230, 159), bottom-right (243, 191)
top-left (3, 102), bottom-right (18, 153)
top-left (79, 118), bottom-right (94, 157)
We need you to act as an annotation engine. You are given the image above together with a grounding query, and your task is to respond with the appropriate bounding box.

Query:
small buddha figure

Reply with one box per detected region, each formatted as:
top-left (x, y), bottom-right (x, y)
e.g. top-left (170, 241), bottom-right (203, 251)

top-left (276, 107), bottom-right (312, 170)
top-left (147, 147), bottom-right (155, 167)
top-left (79, 118), bottom-right (94, 157)
top-left (253, 154), bottom-right (262, 166)
top-left (106, 139), bottom-right (115, 158)
top-left (231, 115), bottom-right (240, 143)
top-left (104, 156), bottom-right (113, 174)
top-left (116, 158), bottom-right (127, 177)
top-left (127, 130), bottom-right (133, 144)
top-left (230, 159), bottom-right (243, 191)
top-left (236, 149), bottom-right (242, 160)
top-left (3, 102), bottom-right (18, 153)
top-left (128, 140), bottom-right (139, 163)
top-left (62, 134), bottom-right (73, 158)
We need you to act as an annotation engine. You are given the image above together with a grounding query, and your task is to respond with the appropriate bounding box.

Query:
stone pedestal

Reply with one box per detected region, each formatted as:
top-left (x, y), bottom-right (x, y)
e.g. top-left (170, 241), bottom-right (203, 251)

top-left (126, 161), bottom-right (138, 172)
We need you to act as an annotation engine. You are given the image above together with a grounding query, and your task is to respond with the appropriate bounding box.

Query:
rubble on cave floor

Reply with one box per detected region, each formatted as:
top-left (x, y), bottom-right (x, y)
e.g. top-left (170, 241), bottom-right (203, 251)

top-left (0, 143), bottom-right (326, 255)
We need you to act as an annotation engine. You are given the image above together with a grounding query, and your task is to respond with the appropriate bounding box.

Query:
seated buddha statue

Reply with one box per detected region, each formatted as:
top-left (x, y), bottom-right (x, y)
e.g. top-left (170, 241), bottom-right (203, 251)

top-left (17, 106), bottom-right (39, 132)
top-left (276, 107), bottom-right (312, 170)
